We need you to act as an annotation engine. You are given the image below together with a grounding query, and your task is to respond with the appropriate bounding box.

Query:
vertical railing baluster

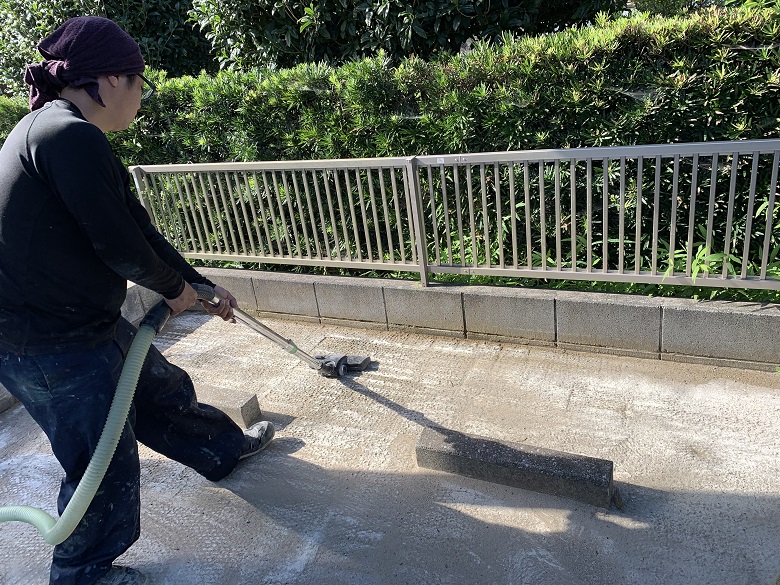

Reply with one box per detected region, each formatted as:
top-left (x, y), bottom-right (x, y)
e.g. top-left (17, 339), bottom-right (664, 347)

top-left (510, 162), bottom-right (518, 269)
top-left (378, 168), bottom-right (395, 263)
top-left (586, 159), bottom-right (593, 273)
top-left (602, 157), bottom-right (609, 273)
top-left (618, 157), bottom-right (626, 274)
top-left (554, 159), bottom-right (562, 271)
top-left (301, 170), bottom-right (321, 258)
top-left (254, 171), bottom-right (278, 256)
top-left (221, 172), bottom-right (248, 255)
top-left (406, 161), bottom-right (429, 285)
top-left (705, 154), bottom-right (719, 273)
top-left (524, 162), bottom-right (532, 270)
top-left (760, 151), bottom-right (779, 279)
top-left (183, 173), bottom-right (212, 254)
top-left (634, 158), bottom-right (643, 274)
top-left (145, 174), bottom-right (172, 245)
top-left (427, 166), bottom-right (441, 265)
top-left (467, 165), bottom-right (478, 268)
top-left (354, 168), bottom-right (373, 261)
top-left (211, 173), bottom-right (238, 253)
top-left (495, 163), bottom-right (504, 269)
top-left (480, 164), bottom-right (491, 267)
top-left (164, 174), bottom-right (184, 246)
top-left (197, 173), bottom-right (223, 254)
top-left (453, 165), bottom-right (465, 266)
top-left (651, 156), bottom-right (661, 275)
top-left (668, 155), bottom-right (681, 276)
top-left (269, 171), bottom-right (293, 256)
top-left (439, 165), bottom-right (452, 263)
top-left (686, 154), bottom-right (699, 277)
top-left (390, 168), bottom-right (407, 264)
top-left (311, 170), bottom-right (332, 259)
top-left (233, 172), bottom-right (257, 256)
top-left (722, 153), bottom-right (739, 279)
top-left (172, 174), bottom-right (197, 254)
top-left (321, 170), bottom-right (341, 259)
top-left (366, 169), bottom-right (383, 262)
top-left (570, 160), bottom-right (577, 272)
top-left (290, 170), bottom-right (312, 258)
top-left (280, 170), bottom-right (302, 258)
top-left (741, 153), bottom-right (760, 279)
top-left (539, 161), bottom-right (547, 270)
top-left (328, 169), bottom-right (350, 260)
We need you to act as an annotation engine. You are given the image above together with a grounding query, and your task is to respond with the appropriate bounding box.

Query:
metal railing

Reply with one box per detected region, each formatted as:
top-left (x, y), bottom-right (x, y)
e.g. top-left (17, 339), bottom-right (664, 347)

top-left (130, 139), bottom-right (780, 289)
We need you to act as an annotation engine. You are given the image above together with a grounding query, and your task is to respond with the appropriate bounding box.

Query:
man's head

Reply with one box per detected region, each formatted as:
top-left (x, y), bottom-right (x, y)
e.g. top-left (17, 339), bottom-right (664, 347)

top-left (24, 16), bottom-right (146, 116)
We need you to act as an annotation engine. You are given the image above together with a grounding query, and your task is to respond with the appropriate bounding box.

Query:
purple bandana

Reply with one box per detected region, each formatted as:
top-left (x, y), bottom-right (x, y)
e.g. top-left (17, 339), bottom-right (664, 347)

top-left (24, 16), bottom-right (145, 111)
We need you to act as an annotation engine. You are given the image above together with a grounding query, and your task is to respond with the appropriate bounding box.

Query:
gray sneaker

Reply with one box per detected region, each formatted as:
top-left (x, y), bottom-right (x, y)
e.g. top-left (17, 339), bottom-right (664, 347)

top-left (240, 421), bottom-right (276, 459)
top-left (95, 566), bottom-right (149, 585)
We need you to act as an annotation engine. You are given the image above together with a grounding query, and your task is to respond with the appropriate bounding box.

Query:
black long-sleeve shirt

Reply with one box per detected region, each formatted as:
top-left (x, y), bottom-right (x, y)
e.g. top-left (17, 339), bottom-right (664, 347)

top-left (0, 99), bottom-right (212, 354)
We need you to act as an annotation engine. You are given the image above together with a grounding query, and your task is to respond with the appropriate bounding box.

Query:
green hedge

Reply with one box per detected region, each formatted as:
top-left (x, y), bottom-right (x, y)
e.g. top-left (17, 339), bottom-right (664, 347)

top-left (189, 0), bottom-right (624, 70)
top-left (0, 0), bottom-right (214, 97)
top-left (124, 7), bottom-right (780, 163)
top-left (2, 7), bottom-right (779, 163)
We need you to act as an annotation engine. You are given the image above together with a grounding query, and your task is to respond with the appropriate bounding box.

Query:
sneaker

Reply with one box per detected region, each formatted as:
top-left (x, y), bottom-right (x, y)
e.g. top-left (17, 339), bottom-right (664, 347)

top-left (95, 566), bottom-right (149, 585)
top-left (239, 421), bottom-right (276, 460)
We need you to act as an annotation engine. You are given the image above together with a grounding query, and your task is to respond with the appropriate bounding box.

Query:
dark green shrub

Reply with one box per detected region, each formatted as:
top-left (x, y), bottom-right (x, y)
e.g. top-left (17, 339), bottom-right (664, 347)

top-left (0, 0), bottom-right (98, 96)
top-left (105, 0), bottom-right (216, 79)
top-left (3, 6), bottom-right (780, 160)
top-left (0, 0), bottom-right (214, 97)
top-left (189, 0), bottom-right (625, 70)
top-left (0, 95), bottom-right (27, 136)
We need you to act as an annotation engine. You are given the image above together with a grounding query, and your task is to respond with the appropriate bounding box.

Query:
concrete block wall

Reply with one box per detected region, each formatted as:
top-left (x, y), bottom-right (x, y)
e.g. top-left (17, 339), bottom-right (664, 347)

top-left (5, 270), bottom-right (775, 417)
top-left (106, 268), bottom-right (780, 374)
top-left (186, 268), bottom-right (780, 372)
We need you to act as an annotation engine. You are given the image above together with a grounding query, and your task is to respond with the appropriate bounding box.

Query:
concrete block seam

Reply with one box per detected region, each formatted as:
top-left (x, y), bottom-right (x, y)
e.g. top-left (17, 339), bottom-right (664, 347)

top-left (459, 291), bottom-right (467, 337)
top-left (248, 277), bottom-right (260, 312)
top-left (311, 280), bottom-right (323, 322)
top-left (381, 286), bottom-right (389, 327)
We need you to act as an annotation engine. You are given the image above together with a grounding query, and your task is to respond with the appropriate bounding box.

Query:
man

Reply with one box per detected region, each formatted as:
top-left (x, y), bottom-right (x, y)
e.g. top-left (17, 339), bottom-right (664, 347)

top-left (0, 16), bottom-right (274, 585)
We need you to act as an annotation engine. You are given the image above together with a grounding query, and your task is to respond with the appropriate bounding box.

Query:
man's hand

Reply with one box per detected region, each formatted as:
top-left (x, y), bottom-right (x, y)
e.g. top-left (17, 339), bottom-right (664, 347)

top-left (164, 282), bottom-right (198, 316)
top-left (200, 284), bottom-right (237, 322)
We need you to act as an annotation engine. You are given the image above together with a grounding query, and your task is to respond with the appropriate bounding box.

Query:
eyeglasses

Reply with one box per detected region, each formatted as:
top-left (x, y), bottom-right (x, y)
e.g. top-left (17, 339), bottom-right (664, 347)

top-left (138, 73), bottom-right (156, 103)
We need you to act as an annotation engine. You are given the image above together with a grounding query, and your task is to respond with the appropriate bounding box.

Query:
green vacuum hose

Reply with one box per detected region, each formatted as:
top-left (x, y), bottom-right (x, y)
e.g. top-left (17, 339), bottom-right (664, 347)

top-left (0, 301), bottom-right (171, 545)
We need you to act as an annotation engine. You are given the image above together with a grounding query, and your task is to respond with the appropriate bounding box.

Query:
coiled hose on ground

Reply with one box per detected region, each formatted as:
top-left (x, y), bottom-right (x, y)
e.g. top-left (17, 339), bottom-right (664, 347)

top-left (0, 300), bottom-right (172, 545)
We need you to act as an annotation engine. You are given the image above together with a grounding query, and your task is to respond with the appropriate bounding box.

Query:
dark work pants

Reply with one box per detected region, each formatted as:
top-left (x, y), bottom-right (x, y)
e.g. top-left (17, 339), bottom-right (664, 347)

top-left (0, 318), bottom-right (245, 585)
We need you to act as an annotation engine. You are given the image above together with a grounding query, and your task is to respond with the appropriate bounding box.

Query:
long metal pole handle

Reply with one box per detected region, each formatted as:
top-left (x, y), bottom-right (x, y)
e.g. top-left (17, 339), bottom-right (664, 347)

top-left (190, 283), bottom-right (323, 370)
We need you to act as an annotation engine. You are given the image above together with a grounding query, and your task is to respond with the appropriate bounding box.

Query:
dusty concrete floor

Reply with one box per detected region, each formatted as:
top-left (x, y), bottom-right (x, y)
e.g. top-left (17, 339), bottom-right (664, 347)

top-left (1, 311), bottom-right (779, 585)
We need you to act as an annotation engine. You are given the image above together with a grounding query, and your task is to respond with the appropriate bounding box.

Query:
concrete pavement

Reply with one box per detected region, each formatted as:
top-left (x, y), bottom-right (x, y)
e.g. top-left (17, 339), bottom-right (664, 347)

top-left (1, 310), bottom-right (779, 584)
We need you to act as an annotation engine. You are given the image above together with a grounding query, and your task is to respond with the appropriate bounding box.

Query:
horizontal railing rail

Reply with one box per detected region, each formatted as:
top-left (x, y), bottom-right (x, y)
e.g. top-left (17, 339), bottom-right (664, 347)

top-left (130, 140), bottom-right (780, 289)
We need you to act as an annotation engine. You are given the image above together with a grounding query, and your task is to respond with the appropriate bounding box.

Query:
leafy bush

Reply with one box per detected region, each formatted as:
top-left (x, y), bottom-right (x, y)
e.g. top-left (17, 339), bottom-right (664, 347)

top-left (0, 0), bottom-right (214, 97)
top-left (190, 0), bottom-right (625, 70)
top-left (98, 6), bottom-right (780, 166)
top-left (0, 0), bottom-right (98, 96)
top-left (3, 6), bottom-right (779, 161)
top-left (0, 95), bottom-right (27, 136)
top-left (105, 0), bottom-right (215, 79)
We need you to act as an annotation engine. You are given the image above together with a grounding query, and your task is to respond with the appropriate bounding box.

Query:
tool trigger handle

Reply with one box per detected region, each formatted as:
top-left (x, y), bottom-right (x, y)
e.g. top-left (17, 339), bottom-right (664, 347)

top-left (192, 283), bottom-right (222, 306)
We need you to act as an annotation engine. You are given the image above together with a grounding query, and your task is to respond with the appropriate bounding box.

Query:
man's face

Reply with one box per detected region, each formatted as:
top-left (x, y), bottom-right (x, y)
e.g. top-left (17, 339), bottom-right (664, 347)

top-left (116, 74), bottom-right (143, 129)
top-left (99, 74), bottom-right (142, 131)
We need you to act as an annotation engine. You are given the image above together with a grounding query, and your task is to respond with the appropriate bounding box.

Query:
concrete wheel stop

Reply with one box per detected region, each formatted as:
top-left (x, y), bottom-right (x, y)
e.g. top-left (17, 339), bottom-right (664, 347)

top-left (416, 426), bottom-right (622, 509)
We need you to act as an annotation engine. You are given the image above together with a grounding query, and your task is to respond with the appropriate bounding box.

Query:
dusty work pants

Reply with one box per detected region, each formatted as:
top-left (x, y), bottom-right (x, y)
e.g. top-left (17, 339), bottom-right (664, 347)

top-left (0, 318), bottom-right (245, 585)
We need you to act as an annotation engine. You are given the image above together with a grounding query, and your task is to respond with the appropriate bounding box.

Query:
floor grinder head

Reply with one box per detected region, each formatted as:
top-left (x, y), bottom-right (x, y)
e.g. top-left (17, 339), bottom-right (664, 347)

top-left (314, 354), bottom-right (372, 377)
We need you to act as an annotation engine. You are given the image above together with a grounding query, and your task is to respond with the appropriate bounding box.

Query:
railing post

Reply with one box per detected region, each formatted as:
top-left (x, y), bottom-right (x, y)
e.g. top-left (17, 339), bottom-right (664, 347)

top-left (128, 166), bottom-right (156, 228)
top-left (405, 158), bottom-right (429, 286)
